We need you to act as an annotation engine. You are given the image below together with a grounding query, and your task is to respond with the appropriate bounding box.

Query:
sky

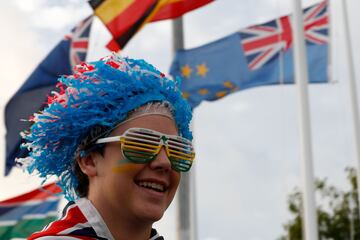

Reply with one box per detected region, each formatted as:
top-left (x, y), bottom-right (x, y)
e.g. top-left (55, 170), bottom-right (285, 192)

top-left (1, 0), bottom-right (360, 239)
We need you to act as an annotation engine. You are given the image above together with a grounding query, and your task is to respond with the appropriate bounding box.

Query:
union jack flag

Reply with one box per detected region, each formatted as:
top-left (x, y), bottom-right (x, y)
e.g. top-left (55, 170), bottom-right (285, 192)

top-left (240, 0), bottom-right (328, 70)
top-left (303, 0), bottom-right (328, 45)
top-left (65, 16), bottom-right (93, 69)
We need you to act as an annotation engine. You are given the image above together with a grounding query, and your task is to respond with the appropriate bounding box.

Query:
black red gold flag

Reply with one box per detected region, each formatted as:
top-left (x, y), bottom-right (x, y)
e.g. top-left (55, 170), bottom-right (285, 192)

top-left (89, 0), bottom-right (213, 51)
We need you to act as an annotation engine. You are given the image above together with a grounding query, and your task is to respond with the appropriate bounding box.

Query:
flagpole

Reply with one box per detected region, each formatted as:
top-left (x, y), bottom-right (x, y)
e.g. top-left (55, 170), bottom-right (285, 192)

top-left (172, 17), bottom-right (196, 240)
top-left (341, 0), bottom-right (360, 218)
top-left (291, 0), bottom-right (318, 240)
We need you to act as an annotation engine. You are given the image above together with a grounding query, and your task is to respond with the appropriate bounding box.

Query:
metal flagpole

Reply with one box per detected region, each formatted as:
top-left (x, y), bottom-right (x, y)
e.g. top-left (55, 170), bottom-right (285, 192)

top-left (291, 0), bottom-right (318, 239)
top-left (172, 17), bottom-right (196, 240)
top-left (341, 0), bottom-right (360, 218)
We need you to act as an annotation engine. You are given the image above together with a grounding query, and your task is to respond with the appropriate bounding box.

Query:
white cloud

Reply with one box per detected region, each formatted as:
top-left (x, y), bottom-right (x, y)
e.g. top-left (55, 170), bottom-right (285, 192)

top-left (0, 2), bottom-right (43, 104)
top-left (14, 0), bottom-right (43, 12)
top-left (14, 0), bottom-right (91, 30)
top-left (31, 6), bottom-right (87, 30)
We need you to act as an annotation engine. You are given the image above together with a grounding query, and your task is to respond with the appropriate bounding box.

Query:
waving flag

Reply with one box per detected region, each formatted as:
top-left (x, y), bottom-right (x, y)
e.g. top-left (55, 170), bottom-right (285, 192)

top-left (241, 0), bottom-right (327, 70)
top-left (0, 183), bottom-right (62, 240)
top-left (170, 1), bottom-right (329, 108)
top-left (89, 0), bottom-right (213, 51)
top-left (4, 16), bottom-right (93, 175)
top-left (66, 16), bottom-right (93, 68)
top-left (240, 18), bottom-right (292, 71)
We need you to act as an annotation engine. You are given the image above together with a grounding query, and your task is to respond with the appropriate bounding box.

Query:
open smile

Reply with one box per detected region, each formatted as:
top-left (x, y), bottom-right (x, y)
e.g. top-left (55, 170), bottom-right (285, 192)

top-left (134, 179), bottom-right (168, 194)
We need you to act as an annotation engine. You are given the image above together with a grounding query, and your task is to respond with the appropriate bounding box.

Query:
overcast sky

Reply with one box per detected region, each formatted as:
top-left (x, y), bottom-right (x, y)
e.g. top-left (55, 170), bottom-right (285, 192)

top-left (1, 0), bottom-right (360, 239)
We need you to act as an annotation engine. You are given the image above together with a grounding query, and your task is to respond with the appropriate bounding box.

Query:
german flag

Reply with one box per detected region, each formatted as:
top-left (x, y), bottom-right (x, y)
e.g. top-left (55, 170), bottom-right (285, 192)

top-left (89, 0), bottom-right (213, 51)
top-left (151, 0), bottom-right (214, 22)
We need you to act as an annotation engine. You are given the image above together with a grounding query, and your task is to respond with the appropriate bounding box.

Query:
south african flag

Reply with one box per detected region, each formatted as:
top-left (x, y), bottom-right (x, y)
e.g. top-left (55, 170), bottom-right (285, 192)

top-left (0, 183), bottom-right (61, 240)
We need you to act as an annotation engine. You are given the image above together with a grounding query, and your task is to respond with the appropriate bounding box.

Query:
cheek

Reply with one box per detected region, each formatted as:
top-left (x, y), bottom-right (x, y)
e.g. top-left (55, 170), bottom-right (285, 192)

top-left (111, 163), bottom-right (146, 186)
top-left (171, 172), bottom-right (181, 191)
top-left (103, 145), bottom-right (129, 172)
top-left (112, 163), bottom-right (140, 174)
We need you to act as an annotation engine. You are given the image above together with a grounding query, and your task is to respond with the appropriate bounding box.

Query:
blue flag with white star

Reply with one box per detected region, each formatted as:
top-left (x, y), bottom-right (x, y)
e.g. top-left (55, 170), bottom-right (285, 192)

top-left (170, 1), bottom-right (329, 108)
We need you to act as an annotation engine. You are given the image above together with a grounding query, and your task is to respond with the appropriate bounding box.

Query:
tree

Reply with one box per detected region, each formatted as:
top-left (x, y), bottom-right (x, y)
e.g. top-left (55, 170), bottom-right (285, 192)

top-left (279, 167), bottom-right (360, 240)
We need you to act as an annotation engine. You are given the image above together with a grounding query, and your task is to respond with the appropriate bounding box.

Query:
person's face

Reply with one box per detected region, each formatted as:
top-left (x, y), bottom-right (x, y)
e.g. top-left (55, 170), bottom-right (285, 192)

top-left (91, 114), bottom-right (181, 224)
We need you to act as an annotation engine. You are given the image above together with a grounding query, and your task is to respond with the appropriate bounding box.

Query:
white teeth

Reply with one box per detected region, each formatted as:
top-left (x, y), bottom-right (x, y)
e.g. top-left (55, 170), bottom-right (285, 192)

top-left (138, 181), bottom-right (165, 192)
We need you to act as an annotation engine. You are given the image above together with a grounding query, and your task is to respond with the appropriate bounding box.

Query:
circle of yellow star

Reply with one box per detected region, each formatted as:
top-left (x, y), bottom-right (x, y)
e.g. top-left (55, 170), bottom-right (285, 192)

top-left (182, 92), bottom-right (190, 99)
top-left (216, 91), bottom-right (228, 98)
top-left (223, 81), bottom-right (234, 89)
top-left (198, 88), bottom-right (209, 95)
top-left (181, 64), bottom-right (192, 78)
top-left (197, 63), bottom-right (209, 77)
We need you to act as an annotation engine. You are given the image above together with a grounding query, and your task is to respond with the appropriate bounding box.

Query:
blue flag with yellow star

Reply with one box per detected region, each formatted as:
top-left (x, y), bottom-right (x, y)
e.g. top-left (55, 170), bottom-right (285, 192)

top-left (170, 1), bottom-right (329, 108)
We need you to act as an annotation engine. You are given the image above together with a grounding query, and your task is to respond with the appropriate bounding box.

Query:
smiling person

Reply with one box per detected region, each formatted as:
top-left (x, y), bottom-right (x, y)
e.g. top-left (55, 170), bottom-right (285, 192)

top-left (17, 54), bottom-right (195, 240)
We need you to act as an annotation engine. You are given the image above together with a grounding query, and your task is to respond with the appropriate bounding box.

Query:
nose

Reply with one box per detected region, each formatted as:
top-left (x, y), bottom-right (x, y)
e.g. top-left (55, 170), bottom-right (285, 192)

top-left (149, 146), bottom-right (171, 172)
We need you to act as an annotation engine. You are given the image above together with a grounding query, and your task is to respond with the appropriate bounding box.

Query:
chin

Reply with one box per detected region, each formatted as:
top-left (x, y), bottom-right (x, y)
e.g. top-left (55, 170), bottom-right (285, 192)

top-left (136, 206), bottom-right (166, 223)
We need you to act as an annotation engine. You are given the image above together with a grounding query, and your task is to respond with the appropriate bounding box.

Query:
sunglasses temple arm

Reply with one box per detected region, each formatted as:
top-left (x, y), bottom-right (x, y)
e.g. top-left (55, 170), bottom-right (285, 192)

top-left (96, 136), bottom-right (122, 144)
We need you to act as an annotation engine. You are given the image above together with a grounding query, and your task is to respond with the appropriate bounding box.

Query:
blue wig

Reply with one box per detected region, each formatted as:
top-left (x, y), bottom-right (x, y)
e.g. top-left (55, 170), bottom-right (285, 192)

top-left (18, 54), bottom-right (193, 200)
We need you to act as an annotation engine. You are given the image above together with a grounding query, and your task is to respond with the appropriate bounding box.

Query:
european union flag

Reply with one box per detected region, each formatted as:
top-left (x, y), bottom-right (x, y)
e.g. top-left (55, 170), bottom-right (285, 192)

top-left (4, 16), bottom-right (93, 175)
top-left (170, 0), bottom-right (329, 108)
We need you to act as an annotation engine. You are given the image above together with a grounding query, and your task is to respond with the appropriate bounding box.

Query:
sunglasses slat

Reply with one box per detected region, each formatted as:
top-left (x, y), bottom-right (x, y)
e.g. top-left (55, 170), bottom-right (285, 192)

top-left (168, 139), bottom-right (192, 148)
top-left (122, 139), bottom-right (159, 149)
top-left (167, 152), bottom-right (194, 161)
top-left (123, 149), bottom-right (156, 157)
top-left (123, 144), bottom-right (160, 154)
top-left (168, 146), bottom-right (194, 156)
top-left (171, 160), bottom-right (192, 172)
top-left (167, 144), bottom-right (193, 153)
top-left (169, 155), bottom-right (194, 161)
top-left (126, 131), bottom-right (161, 141)
top-left (124, 137), bottom-right (160, 145)
top-left (129, 129), bottom-right (160, 137)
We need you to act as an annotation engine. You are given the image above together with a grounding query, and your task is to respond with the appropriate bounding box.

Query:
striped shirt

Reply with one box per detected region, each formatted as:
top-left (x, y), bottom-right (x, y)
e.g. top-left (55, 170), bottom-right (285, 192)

top-left (28, 198), bottom-right (164, 240)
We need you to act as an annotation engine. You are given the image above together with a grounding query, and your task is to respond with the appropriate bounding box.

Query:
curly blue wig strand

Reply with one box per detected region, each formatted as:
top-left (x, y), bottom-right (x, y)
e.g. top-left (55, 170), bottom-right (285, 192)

top-left (17, 54), bottom-right (193, 200)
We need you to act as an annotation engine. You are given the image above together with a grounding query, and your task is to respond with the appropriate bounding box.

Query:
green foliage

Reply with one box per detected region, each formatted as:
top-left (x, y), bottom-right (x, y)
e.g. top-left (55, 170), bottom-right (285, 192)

top-left (279, 167), bottom-right (360, 240)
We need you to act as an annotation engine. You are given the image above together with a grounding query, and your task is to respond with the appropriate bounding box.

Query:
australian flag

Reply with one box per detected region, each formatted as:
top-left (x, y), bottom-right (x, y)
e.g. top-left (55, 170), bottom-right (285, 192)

top-left (4, 16), bottom-right (93, 176)
top-left (170, 0), bottom-right (329, 108)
